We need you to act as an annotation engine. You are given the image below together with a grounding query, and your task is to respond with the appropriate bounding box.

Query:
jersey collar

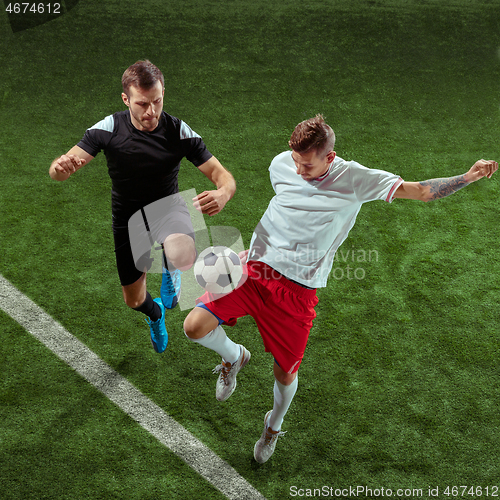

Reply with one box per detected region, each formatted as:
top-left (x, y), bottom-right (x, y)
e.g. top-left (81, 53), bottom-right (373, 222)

top-left (313, 161), bottom-right (335, 182)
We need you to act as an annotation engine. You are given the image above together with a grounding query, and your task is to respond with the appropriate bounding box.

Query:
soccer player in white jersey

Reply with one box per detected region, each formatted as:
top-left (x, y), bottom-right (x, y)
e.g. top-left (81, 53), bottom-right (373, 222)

top-left (183, 114), bottom-right (497, 463)
top-left (49, 60), bottom-right (236, 354)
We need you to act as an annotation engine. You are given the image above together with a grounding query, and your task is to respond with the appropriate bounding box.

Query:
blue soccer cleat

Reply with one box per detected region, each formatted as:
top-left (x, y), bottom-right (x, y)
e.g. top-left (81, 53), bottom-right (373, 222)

top-left (161, 267), bottom-right (182, 309)
top-left (145, 298), bottom-right (168, 353)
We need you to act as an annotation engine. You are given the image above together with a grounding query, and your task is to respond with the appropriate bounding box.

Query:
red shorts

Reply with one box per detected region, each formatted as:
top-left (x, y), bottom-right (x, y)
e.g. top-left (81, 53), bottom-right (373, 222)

top-left (197, 261), bottom-right (319, 374)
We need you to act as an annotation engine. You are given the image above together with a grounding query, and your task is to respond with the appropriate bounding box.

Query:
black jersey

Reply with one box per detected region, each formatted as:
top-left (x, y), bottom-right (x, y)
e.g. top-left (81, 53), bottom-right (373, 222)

top-left (77, 111), bottom-right (213, 214)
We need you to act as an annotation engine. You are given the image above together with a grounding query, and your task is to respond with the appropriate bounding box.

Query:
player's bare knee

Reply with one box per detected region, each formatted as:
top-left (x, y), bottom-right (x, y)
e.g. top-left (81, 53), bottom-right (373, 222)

top-left (277, 372), bottom-right (297, 386)
top-left (171, 250), bottom-right (196, 271)
top-left (184, 307), bottom-right (218, 340)
top-left (165, 247), bottom-right (190, 270)
top-left (164, 234), bottom-right (196, 271)
top-left (273, 364), bottom-right (297, 386)
top-left (183, 314), bottom-right (205, 339)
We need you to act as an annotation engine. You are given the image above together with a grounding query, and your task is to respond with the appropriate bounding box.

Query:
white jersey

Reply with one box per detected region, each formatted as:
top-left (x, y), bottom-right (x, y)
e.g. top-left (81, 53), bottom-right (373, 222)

top-left (248, 151), bottom-right (403, 288)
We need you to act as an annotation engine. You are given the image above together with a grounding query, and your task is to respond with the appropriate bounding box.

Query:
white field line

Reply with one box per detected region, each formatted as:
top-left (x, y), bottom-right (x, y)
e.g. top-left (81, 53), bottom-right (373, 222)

top-left (0, 275), bottom-right (266, 500)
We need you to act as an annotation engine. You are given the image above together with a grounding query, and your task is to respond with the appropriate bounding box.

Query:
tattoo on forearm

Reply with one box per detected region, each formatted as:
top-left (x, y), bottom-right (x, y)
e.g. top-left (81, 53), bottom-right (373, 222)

top-left (420, 175), bottom-right (469, 200)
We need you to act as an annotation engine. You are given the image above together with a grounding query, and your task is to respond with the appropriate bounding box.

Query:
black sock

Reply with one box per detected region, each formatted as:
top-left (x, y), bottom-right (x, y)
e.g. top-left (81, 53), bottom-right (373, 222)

top-left (133, 292), bottom-right (161, 322)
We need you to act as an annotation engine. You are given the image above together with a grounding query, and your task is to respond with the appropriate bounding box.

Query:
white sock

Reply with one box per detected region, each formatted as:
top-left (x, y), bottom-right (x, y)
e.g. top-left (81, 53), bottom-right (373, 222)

top-left (268, 376), bottom-right (298, 431)
top-left (185, 325), bottom-right (241, 364)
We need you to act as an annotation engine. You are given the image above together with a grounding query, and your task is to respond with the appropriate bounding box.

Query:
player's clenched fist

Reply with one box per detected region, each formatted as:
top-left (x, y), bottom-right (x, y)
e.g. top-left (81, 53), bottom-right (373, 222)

top-left (192, 189), bottom-right (230, 216)
top-left (465, 159), bottom-right (498, 182)
top-left (50, 154), bottom-right (87, 181)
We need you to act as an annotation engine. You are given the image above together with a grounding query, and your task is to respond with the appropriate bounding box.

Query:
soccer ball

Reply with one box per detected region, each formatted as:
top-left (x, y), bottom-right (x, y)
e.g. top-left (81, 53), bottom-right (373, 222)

top-left (194, 246), bottom-right (244, 294)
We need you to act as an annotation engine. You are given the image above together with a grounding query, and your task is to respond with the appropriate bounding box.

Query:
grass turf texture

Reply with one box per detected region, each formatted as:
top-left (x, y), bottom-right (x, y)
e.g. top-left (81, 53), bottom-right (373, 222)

top-left (1, 0), bottom-right (499, 498)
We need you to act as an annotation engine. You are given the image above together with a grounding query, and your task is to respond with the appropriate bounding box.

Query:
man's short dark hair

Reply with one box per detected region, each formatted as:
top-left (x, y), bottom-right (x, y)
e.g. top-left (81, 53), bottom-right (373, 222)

top-left (122, 60), bottom-right (165, 97)
top-left (289, 114), bottom-right (335, 158)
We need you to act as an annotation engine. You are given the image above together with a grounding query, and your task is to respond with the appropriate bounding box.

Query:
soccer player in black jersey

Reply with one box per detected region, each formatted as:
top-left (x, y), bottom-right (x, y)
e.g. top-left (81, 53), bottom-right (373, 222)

top-left (49, 60), bottom-right (236, 353)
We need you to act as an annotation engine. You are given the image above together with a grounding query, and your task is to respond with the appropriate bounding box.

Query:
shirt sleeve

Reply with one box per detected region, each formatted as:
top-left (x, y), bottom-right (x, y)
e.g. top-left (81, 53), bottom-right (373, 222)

top-left (349, 161), bottom-right (403, 203)
top-left (76, 115), bottom-right (114, 157)
top-left (179, 120), bottom-right (213, 167)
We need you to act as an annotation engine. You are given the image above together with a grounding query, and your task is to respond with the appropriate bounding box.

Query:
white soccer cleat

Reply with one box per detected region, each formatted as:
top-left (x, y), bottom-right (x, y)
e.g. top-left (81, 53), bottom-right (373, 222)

top-left (212, 345), bottom-right (251, 402)
top-left (253, 410), bottom-right (286, 464)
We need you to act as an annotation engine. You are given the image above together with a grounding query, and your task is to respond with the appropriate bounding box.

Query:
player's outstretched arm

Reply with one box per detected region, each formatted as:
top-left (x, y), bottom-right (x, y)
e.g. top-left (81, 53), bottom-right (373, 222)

top-left (49, 145), bottom-right (94, 181)
top-left (394, 159), bottom-right (498, 202)
top-left (194, 156), bottom-right (236, 216)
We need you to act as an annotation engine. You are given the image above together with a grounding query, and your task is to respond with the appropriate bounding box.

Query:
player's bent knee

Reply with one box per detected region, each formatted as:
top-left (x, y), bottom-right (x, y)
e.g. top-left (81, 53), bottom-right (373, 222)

top-left (176, 252), bottom-right (197, 271)
top-left (168, 247), bottom-right (196, 271)
top-left (183, 307), bottom-right (218, 339)
top-left (164, 234), bottom-right (196, 271)
top-left (183, 319), bottom-right (197, 339)
top-left (276, 372), bottom-right (297, 386)
top-left (273, 363), bottom-right (298, 386)
top-left (183, 314), bottom-right (206, 339)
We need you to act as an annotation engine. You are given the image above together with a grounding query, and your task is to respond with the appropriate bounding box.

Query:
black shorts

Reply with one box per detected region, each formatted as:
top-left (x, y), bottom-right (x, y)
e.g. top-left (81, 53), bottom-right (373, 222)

top-left (113, 194), bottom-right (195, 286)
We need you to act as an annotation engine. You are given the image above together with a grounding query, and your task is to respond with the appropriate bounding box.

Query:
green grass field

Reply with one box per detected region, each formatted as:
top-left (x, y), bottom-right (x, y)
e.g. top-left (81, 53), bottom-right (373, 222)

top-left (1, 0), bottom-right (499, 499)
